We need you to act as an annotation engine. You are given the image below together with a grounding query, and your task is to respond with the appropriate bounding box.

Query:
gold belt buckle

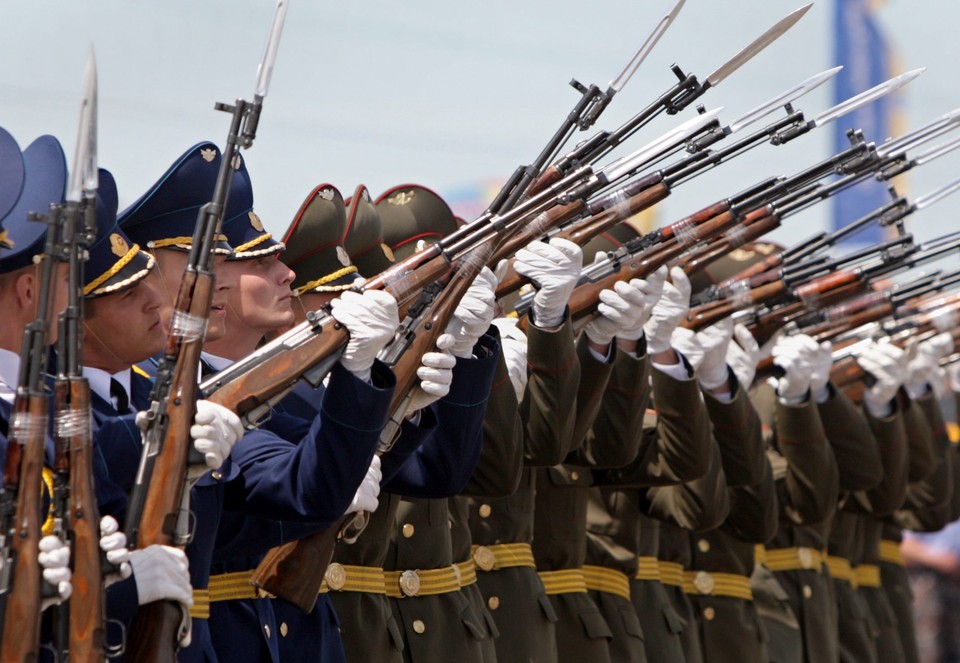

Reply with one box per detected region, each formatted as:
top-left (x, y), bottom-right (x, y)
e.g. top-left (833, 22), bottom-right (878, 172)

top-left (325, 562), bottom-right (347, 591)
top-left (473, 546), bottom-right (496, 571)
top-left (693, 571), bottom-right (715, 595)
top-left (399, 570), bottom-right (421, 597)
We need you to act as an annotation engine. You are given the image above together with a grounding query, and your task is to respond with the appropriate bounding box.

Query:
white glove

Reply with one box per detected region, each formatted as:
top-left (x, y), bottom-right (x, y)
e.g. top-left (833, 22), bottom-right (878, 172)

top-left (190, 400), bottom-right (244, 470)
top-left (696, 317), bottom-right (734, 390)
top-left (771, 334), bottom-right (820, 403)
top-left (808, 340), bottom-right (834, 402)
top-left (948, 362), bottom-right (960, 393)
top-left (345, 456), bottom-right (382, 515)
top-left (100, 515), bottom-right (132, 588)
top-left (585, 274), bottom-right (664, 345)
top-left (439, 267), bottom-right (497, 358)
top-left (726, 324), bottom-right (762, 389)
top-left (492, 317), bottom-right (529, 401)
top-left (513, 238), bottom-right (582, 328)
top-left (39, 535), bottom-right (72, 610)
top-left (331, 289), bottom-right (400, 382)
top-left (669, 327), bottom-right (704, 372)
top-left (906, 332), bottom-right (954, 397)
top-left (405, 346), bottom-right (458, 415)
top-left (643, 267), bottom-right (691, 354)
top-left (129, 545), bottom-right (192, 609)
top-left (856, 340), bottom-right (909, 416)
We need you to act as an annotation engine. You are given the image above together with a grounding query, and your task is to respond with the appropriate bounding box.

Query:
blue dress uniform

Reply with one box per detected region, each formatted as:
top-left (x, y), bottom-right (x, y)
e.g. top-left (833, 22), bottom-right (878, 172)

top-left (92, 142), bottom-right (403, 662)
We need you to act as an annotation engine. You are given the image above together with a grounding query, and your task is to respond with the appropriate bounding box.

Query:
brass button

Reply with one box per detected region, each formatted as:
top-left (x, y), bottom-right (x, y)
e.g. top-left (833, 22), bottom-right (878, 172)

top-left (264, 624), bottom-right (271, 638)
top-left (279, 623), bottom-right (289, 638)
top-left (478, 504), bottom-right (492, 518)
top-left (798, 547), bottom-right (814, 569)
top-left (570, 471), bottom-right (580, 481)
top-left (487, 596), bottom-right (500, 610)
top-left (211, 471), bottom-right (223, 480)
top-left (412, 619), bottom-right (426, 634)
top-left (402, 523), bottom-right (415, 538)
top-left (802, 585), bottom-right (813, 599)
top-left (448, 519), bottom-right (454, 529)
top-left (697, 539), bottom-right (710, 553)
top-left (693, 571), bottom-right (715, 595)
top-left (325, 563), bottom-right (347, 591)
top-left (399, 570), bottom-right (421, 597)
top-left (703, 606), bottom-right (716, 621)
top-left (474, 546), bottom-right (496, 572)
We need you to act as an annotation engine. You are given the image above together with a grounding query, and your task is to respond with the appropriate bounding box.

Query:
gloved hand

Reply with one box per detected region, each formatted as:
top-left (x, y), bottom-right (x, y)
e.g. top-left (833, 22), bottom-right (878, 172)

top-left (948, 362), bottom-right (960, 393)
top-left (643, 267), bottom-right (691, 354)
top-left (771, 334), bottom-right (821, 403)
top-left (726, 324), bottom-right (762, 389)
top-left (439, 267), bottom-right (497, 358)
top-left (905, 331), bottom-right (954, 397)
top-left (191, 400), bottom-right (244, 470)
top-left (808, 340), bottom-right (834, 402)
top-left (585, 273), bottom-right (664, 345)
top-left (405, 344), bottom-right (458, 415)
top-left (856, 340), bottom-right (909, 416)
top-left (332, 289), bottom-right (400, 382)
top-left (39, 535), bottom-right (72, 611)
top-left (513, 238), bottom-right (582, 328)
top-left (100, 515), bottom-right (132, 588)
top-left (129, 545), bottom-right (192, 608)
top-left (345, 456), bottom-right (382, 515)
top-left (669, 327), bottom-right (704, 372)
top-left (492, 317), bottom-right (529, 401)
top-left (696, 317), bottom-right (734, 390)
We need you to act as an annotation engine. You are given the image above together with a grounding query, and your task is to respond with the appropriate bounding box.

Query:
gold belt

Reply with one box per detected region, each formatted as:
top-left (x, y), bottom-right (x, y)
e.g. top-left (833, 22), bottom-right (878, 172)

top-left (879, 540), bottom-right (905, 567)
top-left (658, 561), bottom-right (685, 587)
top-left (471, 542), bottom-right (536, 571)
top-left (384, 565), bottom-right (462, 598)
top-left (190, 589), bottom-right (211, 620)
top-left (582, 565), bottom-right (631, 600)
top-left (825, 555), bottom-right (854, 585)
top-left (762, 546), bottom-right (824, 573)
top-left (855, 564), bottom-right (881, 588)
top-left (208, 564), bottom-right (389, 603)
top-left (754, 545), bottom-right (766, 565)
top-left (538, 568), bottom-right (588, 595)
top-left (456, 559), bottom-right (478, 588)
top-left (635, 556), bottom-right (661, 581)
top-left (683, 570), bottom-right (753, 601)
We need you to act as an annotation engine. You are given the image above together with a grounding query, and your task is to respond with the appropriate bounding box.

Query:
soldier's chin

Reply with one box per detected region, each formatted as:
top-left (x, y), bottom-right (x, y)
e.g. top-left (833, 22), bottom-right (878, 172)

top-left (205, 318), bottom-right (227, 342)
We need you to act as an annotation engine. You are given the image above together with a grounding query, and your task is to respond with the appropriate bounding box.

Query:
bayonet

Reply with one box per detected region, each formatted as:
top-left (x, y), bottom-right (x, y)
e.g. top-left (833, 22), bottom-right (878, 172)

top-left (727, 66), bottom-right (841, 134)
top-left (811, 67), bottom-right (924, 128)
top-left (67, 48), bottom-right (98, 204)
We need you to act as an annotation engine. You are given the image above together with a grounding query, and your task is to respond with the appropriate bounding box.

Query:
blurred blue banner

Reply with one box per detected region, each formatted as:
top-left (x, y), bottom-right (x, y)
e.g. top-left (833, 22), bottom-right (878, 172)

top-left (831, 0), bottom-right (894, 248)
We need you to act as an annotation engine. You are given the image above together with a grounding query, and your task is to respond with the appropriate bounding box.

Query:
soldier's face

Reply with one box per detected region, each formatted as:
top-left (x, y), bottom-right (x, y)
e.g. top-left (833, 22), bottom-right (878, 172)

top-left (151, 250), bottom-right (235, 342)
top-left (221, 256), bottom-right (295, 335)
top-left (83, 277), bottom-right (165, 372)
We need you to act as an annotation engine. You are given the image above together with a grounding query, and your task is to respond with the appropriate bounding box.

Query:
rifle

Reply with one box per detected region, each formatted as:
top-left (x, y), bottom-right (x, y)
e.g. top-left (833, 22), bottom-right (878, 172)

top-left (486, 0), bottom-right (685, 215)
top-left (121, 3), bottom-right (287, 661)
top-left (49, 50), bottom-right (105, 663)
top-left (527, 4), bottom-right (813, 197)
top-left (0, 193), bottom-right (67, 663)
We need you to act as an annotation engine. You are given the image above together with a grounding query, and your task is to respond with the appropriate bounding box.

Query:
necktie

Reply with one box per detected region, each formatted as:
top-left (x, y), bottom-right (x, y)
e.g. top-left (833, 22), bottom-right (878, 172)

top-left (110, 377), bottom-right (130, 413)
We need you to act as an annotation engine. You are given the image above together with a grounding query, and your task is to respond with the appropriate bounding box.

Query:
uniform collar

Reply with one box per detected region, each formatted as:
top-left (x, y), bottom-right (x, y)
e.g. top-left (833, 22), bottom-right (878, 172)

top-left (0, 347), bottom-right (20, 404)
top-left (82, 366), bottom-right (132, 409)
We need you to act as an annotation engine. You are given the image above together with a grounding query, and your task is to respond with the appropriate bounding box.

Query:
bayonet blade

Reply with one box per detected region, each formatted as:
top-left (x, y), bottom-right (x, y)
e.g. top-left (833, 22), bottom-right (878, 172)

top-left (254, 0), bottom-right (289, 98)
top-left (602, 107), bottom-right (723, 181)
top-left (728, 66), bottom-right (842, 134)
top-left (878, 107), bottom-right (960, 158)
top-left (705, 3), bottom-right (812, 87)
top-left (912, 135), bottom-right (960, 166)
top-left (914, 176), bottom-right (960, 211)
top-left (67, 47), bottom-right (97, 203)
top-left (609, 0), bottom-right (686, 92)
top-left (811, 67), bottom-right (925, 129)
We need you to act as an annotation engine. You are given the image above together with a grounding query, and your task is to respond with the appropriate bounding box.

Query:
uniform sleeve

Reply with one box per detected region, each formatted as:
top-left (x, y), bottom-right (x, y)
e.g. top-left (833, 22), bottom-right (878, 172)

top-left (722, 455), bottom-right (778, 544)
top-left (847, 397), bottom-right (909, 518)
top-left (895, 393), bottom-right (954, 532)
top-left (568, 333), bottom-right (615, 451)
top-left (643, 438), bottom-right (730, 531)
top-left (702, 376), bottom-right (765, 487)
top-left (816, 384), bottom-right (883, 492)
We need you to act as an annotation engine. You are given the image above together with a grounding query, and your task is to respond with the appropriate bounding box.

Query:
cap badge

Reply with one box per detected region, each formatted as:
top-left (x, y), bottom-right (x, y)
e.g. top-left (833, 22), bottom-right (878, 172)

top-left (336, 246), bottom-right (351, 267)
top-left (317, 188), bottom-right (335, 201)
top-left (381, 243), bottom-right (395, 263)
top-left (389, 191), bottom-right (414, 206)
top-left (109, 233), bottom-right (129, 258)
top-left (200, 148), bottom-right (217, 163)
top-left (249, 211), bottom-right (265, 232)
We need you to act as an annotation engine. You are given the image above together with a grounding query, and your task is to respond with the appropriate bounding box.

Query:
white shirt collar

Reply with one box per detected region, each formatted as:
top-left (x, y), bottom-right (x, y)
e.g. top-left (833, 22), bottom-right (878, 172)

top-left (82, 366), bottom-right (132, 411)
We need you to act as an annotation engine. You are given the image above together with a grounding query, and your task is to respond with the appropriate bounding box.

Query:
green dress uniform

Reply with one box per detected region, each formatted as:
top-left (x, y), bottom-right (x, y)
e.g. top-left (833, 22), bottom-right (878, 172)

top-left (533, 341), bottom-right (649, 663)
top-left (585, 361), bottom-right (736, 662)
top-left (750, 382), bottom-right (852, 663)
top-left (829, 396), bottom-right (909, 663)
top-left (468, 316), bottom-right (581, 663)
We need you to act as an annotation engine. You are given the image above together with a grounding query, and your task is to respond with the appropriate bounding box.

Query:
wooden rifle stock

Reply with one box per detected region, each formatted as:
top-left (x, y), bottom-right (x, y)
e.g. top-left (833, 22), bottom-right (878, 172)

top-left (685, 280), bottom-right (787, 333)
top-left (0, 395), bottom-right (49, 663)
top-left (57, 378), bottom-right (105, 662)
